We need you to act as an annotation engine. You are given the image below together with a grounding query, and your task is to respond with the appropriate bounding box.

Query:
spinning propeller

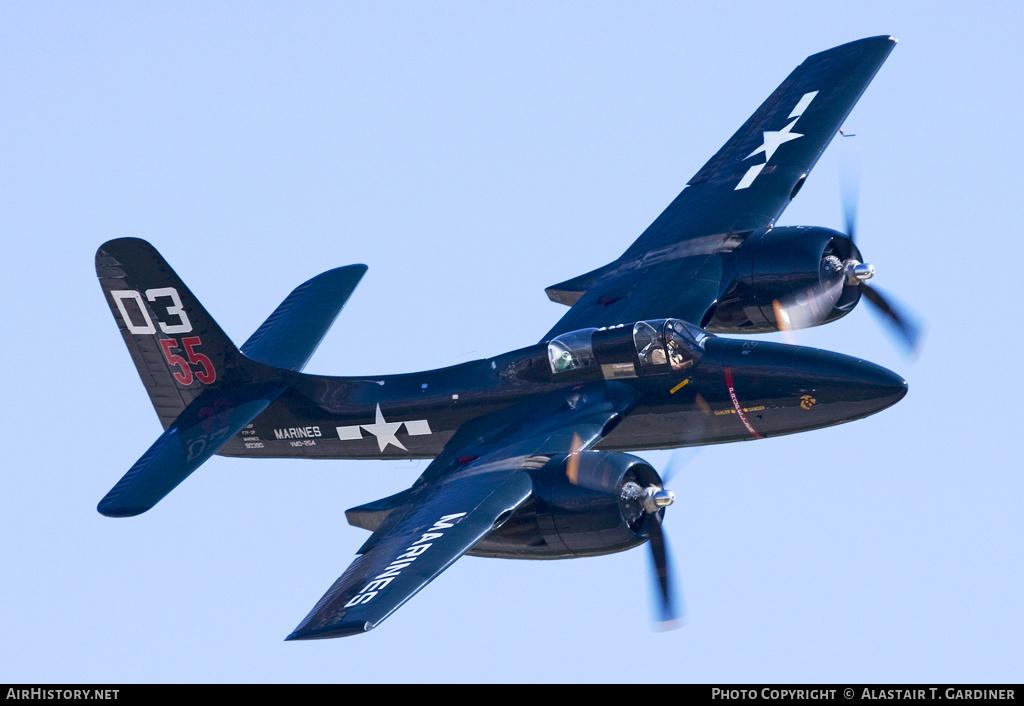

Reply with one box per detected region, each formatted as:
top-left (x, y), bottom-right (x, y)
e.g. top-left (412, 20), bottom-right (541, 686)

top-left (642, 487), bottom-right (679, 629)
top-left (775, 167), bottom-right (924, 356)
top-left (566, 436), bottom-right (683, 630)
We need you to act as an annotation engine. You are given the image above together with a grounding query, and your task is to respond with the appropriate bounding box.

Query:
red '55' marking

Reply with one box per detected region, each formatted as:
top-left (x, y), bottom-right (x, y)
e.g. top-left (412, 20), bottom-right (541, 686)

top-left (160, 337), bottom-right (216, 385)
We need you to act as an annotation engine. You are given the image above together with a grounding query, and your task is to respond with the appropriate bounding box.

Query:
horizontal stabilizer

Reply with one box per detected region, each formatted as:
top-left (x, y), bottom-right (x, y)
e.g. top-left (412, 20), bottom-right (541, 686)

top-left (98, 382), bottom-right (285, 517)
top-left (345, 488), bottom-right (414, 535)
top-left (241, 265), bottom-right (367, 372)
top-left (545, 261), bottom-right (619, 307)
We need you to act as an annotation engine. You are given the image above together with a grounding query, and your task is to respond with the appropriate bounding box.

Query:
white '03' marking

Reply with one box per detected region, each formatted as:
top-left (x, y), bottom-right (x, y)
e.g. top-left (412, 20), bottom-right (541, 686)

top-left (111, 287), bottom-right (193, 335)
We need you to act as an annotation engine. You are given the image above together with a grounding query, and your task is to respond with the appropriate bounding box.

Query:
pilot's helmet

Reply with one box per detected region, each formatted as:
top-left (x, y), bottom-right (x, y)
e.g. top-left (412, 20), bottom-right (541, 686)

top-left (554, 350), bottom-right (576, 371)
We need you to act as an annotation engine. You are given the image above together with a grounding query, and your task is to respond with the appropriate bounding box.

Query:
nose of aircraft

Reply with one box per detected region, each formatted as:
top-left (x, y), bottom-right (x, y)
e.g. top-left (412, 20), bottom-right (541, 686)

top-left (791, 345), bottom-right (907, 408)
top-left (702, 338), bottom-right (907, 436)
top-left (851, 357), bottom-right (908, 403)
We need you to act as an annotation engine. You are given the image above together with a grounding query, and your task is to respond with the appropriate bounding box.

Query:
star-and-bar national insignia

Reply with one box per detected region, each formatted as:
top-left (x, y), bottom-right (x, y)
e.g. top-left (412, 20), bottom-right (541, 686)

top-left (735, 90), bottom-right (818, 190)
top-left (336, 404), bottom-right (432, 452)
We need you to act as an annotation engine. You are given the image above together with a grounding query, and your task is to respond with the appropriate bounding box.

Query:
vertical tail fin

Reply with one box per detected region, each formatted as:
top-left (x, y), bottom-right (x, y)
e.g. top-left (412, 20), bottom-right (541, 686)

top-left (97, 237), bottom-right (246, 429)
top-left (96, 238), bottom-right (286, 516)
top-left (96, 238), bottom-right (368, 516)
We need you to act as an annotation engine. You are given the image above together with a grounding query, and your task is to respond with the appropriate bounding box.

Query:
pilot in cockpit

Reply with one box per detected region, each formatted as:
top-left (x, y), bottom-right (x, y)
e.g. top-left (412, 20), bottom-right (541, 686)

top-left (634, 321), bottom-right (665, 368)
top-left (649, 347), bottom-right (667, 365)
top-left (666, 330), bottom-right (694, 371)
top-left (552, 349), bottom-right (577, 372)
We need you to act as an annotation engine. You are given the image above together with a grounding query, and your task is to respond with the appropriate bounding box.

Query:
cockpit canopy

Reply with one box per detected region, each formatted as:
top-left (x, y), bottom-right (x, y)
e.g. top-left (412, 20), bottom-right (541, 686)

top-left (547, 319), bottom-right (709, 379)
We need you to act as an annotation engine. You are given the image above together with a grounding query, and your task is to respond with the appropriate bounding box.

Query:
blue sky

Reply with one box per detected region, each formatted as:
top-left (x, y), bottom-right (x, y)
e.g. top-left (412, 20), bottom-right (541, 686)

top-left (3, 1), bottom-right (1023, 683)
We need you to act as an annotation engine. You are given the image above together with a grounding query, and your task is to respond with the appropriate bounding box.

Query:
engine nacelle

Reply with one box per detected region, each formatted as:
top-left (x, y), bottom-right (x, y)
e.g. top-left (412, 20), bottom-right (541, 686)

top-left (468, 451), bottom-right (664, 559)
top-left (705, 226), bottom-right (861, 334)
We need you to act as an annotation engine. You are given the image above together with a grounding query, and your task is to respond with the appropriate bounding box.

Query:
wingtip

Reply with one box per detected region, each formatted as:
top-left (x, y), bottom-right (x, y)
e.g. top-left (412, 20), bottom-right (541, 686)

top-left (284, 621), bottom-right (375, 641)
top-left (97, 496), bottom-right (147, 518)
top-left (327, 262), bottom-right (369, 275)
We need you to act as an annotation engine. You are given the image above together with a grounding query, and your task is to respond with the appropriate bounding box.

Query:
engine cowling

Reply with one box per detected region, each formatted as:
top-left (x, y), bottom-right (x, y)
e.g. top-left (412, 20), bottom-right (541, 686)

top-left (705, 226), bottom-right (862, 334)
top-left (467, 451), bottom-right (665, 559)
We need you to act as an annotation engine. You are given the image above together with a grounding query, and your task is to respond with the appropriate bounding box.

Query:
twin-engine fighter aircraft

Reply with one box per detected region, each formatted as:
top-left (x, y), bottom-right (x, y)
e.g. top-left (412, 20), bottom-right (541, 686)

top-left (96, 36), bottom-right (909, 640)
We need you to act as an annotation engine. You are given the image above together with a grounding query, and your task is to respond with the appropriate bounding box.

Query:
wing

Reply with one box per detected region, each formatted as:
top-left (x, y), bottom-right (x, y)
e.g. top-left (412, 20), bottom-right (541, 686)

top-left (543, 35), bottom-right (896, 339)
top-left (285, 381), bottom-right (639, 640)
top-left (543, 252), bottom-right (724, 340)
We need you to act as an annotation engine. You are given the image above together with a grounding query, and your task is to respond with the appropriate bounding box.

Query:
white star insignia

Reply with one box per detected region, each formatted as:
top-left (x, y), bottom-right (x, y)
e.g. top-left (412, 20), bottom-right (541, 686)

top-left (734, 90), bottom-right (818, 191)
top-left (335, 406), bottom-right (433, 452)
top-left (745, 118), bottom-right (804, 163)
top-left (360, 403), bottom-right (407, 452)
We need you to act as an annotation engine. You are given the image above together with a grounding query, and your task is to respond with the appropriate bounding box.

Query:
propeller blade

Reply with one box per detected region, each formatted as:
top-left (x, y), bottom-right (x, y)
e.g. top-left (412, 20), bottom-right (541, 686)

top-left (648, 512), bottom-right (683, 629)
top-left (837, 156), bottom-right (925, 358)
top-left (840, 152), bottom-right (860, 243)
top-left (568, 447), bottom-right (686, 629)
top-left (564, 432), bottom-right (583, 486)
top-left (564, 433), bottom-right (625, 493)
top-left (859, 281), bottom-right (925, 356)
top-left (661, 447), bottom-right (699, 485)
top-left (772, 270), bottom-right (845, 335)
